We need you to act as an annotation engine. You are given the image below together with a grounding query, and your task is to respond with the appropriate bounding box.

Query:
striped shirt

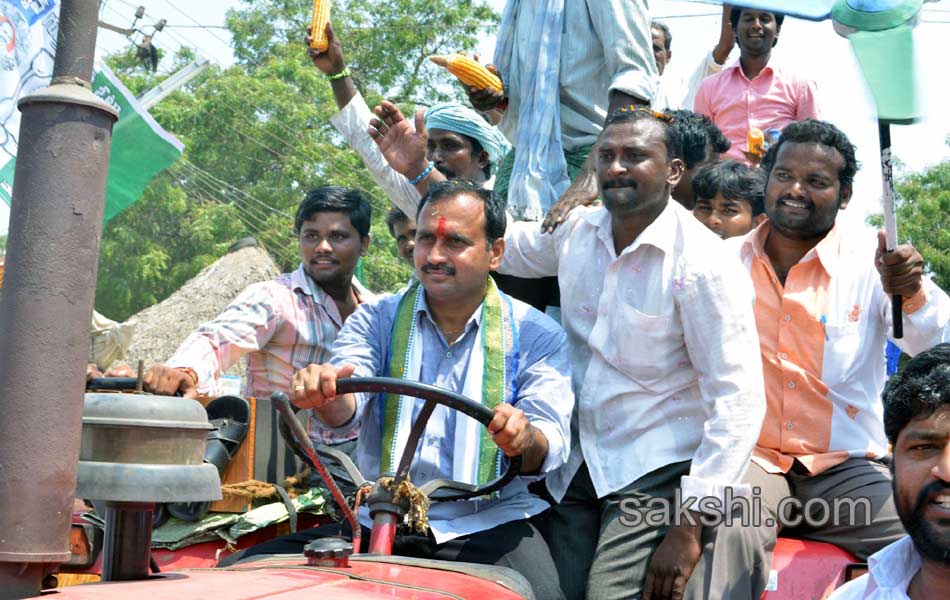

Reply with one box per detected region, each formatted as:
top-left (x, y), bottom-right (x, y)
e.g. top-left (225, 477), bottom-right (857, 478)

top-left (734, 223), bottom-right (950, 474)
top-left (166, 264), bottom-right (372, 444)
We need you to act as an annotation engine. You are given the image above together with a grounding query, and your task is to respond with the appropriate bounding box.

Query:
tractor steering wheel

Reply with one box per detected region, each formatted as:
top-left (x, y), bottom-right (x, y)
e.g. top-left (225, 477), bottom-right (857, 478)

top-left (282, 376), bottom-right (523, 502)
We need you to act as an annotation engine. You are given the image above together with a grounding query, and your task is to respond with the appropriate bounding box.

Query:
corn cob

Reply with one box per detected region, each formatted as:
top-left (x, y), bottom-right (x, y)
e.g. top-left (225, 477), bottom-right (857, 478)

top-left (747, 127), bottom-right (766, 158)
top-left (429, 54), bottom-right (503, 93)
top-left (309, 0), bottom-right (331, 52)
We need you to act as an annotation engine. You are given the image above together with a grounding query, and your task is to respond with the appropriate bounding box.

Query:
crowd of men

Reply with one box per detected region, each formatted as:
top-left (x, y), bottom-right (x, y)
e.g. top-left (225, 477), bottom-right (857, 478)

top-left (139, 4), bottom-right (950, 600)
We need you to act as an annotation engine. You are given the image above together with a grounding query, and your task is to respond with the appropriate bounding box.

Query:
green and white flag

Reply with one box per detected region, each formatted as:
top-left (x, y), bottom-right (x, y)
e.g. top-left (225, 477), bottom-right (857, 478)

top-left (0, 0), bottom-right (183, 223)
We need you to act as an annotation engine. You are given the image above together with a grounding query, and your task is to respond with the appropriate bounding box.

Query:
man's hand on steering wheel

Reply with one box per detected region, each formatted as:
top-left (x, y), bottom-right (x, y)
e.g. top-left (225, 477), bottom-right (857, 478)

top-left (488, 404), bottom-right (548, 474)
top-left (291, 363), bottom-right (358, 427)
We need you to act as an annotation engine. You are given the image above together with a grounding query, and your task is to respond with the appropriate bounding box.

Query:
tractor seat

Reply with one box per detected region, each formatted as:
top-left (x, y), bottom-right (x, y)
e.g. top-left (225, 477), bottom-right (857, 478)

top-left (763, 537), bottom-right (865, 599)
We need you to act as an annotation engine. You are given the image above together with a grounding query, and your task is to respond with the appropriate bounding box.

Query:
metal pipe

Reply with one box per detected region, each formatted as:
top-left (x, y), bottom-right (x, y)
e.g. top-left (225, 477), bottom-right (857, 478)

top-left (0, 1), bottom-right (118, 597)
top-left (100, 502), bottom-right (155, 581)
top-left (368, 513), bottom-right (398, 556)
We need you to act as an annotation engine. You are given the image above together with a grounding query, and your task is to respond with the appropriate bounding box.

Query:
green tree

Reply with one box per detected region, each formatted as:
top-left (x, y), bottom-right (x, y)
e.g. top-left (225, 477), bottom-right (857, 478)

top-left (869, 159), bottom-right (950, 291)
top-left (95, 0), bottom-right (498, 321)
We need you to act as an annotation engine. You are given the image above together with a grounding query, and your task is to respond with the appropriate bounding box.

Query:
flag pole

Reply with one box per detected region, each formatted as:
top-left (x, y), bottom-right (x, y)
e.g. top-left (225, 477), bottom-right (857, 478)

top-left (877, 121), bottom-right (902, 339)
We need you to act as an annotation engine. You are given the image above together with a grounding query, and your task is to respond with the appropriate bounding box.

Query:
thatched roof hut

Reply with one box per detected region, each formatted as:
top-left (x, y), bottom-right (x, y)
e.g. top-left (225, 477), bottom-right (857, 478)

top-left (121, 243), bottom-right (282, 375)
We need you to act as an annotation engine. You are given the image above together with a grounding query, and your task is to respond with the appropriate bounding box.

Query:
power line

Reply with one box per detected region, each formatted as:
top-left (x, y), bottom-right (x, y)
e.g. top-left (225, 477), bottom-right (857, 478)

top-left (179, 159), bottom-right (293, 220)
top-left (198, 110), bottom-right (298, 162)
top-left (172, 164), bottom-right (279, 227)
top-left (173, 162), bottom-right (285, 228)
top-left (205, 95), bottom-right (312, 157)
top-left (155, 0), bottom-right (234, 51)
top-left (166, 168), bottom-right (296, 264)
top-left (177, 173), bottom-right (279, 230)
top-left (100, 1), bottom-right (184, 63)
top-left (112, 0), bottom-right (205, 56)
top-left (209, 92), bottom-right (318, 154)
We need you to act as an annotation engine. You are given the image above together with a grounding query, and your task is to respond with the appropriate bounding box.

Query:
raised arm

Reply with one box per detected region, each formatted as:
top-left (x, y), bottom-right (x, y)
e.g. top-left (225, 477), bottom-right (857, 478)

top-left (310, 26), bottom-right (423, 216)
top-left (712, 4), bottom-right (736, 66)
top-left (306, 23), bottom-right (356, 110)
top-left (367, 101), bottom-right (451, 203)
top-left (679, 5), bottom-right (734, 111)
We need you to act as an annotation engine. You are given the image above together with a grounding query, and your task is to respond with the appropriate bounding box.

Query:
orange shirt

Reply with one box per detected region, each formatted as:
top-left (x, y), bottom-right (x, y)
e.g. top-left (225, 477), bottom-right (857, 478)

top-left (735, 223), bottom-right (945, 474)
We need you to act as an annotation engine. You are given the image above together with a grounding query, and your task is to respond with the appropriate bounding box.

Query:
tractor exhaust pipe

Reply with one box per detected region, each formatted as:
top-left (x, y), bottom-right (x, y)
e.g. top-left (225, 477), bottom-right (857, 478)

top-left (0, 1), bottom-right (118, 597)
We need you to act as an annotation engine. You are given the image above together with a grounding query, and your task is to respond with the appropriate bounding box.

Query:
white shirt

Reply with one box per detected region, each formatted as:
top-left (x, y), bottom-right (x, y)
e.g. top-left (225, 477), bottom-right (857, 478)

top-left (330, 92), bottom-right (420, 216)
top-left (729, 224), bottom-right (950, 475)
top-left (829, 536), bottom-right (921, 599)
top-left (499, 201), bottom-right (766, 504)
top-left (330, 92), bottom-right (494, 220)
top-left (653, 50), bottom-right (724, 112)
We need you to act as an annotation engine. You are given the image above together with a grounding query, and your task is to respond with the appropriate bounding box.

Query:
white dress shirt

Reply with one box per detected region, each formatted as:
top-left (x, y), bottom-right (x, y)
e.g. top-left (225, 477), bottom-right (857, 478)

top-left (829, 536), bottom-right (921, 599)
top-left (499, 201), bottom-right (766, 504)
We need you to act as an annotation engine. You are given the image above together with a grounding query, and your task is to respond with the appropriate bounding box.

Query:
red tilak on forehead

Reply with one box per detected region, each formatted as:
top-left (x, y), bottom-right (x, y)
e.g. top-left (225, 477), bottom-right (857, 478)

top-left (436, 216), bottom-right (447, 239)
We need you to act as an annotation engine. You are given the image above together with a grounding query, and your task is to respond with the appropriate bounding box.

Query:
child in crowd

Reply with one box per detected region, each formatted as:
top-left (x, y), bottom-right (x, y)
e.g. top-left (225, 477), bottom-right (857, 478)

top-left (692, 159), bottom-right (767, 239)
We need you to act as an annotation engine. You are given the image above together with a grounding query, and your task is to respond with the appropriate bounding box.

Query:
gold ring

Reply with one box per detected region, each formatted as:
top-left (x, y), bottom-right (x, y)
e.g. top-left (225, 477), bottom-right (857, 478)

top-left (293, 385), bottom-right (305, 392)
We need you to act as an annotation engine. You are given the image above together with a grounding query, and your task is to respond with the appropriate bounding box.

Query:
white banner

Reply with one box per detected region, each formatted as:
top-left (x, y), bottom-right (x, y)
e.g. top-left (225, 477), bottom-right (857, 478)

top-left (0, 0), bottom-right (58, 166)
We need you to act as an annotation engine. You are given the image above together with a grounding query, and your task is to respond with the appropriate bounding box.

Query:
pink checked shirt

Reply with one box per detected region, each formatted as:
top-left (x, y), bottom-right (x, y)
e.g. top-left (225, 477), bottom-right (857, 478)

top-left (166, 265), bottom-right (373, 444)
top-left (694, 61), bottom-right (819, 161)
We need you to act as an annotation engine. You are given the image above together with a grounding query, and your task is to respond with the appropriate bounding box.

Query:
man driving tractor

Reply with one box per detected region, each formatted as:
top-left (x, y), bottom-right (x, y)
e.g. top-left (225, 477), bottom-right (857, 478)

top-left (218, 180), bottom-right (574, 600)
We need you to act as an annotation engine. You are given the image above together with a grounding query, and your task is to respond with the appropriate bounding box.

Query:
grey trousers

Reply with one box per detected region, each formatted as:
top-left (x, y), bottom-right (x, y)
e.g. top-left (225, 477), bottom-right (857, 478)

top-left (537, 457), bottom-right (904, 599)
top-left (682, 458), bottom-right (905, 600)
top-left (745, 457), bottom-right (905, 561)
top-left (534, 461), bottom-right (770, 600)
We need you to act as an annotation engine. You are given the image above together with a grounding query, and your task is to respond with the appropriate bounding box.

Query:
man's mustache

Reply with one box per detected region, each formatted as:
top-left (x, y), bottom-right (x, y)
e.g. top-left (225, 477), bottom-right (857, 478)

top-left (422, 263), bottom-right (456, 275)
top-left (435, 164), bottom-right (456, 178)
top-left (602, 178), bottom-right (638, 190)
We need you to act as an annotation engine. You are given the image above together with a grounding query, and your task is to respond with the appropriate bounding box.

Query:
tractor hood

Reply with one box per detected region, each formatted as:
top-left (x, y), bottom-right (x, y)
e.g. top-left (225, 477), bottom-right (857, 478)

top-left (42, 555), bottom-right (533, 600)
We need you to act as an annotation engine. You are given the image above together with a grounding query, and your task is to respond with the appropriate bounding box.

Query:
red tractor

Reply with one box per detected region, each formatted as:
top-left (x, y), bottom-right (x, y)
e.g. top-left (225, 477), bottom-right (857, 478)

top-left (0, 2), bottom-right (869, 598)
top-left (45, 378), bottom-right (863, 600)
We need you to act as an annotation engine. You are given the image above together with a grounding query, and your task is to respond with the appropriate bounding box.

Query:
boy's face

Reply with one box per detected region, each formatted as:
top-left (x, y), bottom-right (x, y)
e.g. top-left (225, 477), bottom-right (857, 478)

top-left (693, 193), bottom-right (762, 239)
